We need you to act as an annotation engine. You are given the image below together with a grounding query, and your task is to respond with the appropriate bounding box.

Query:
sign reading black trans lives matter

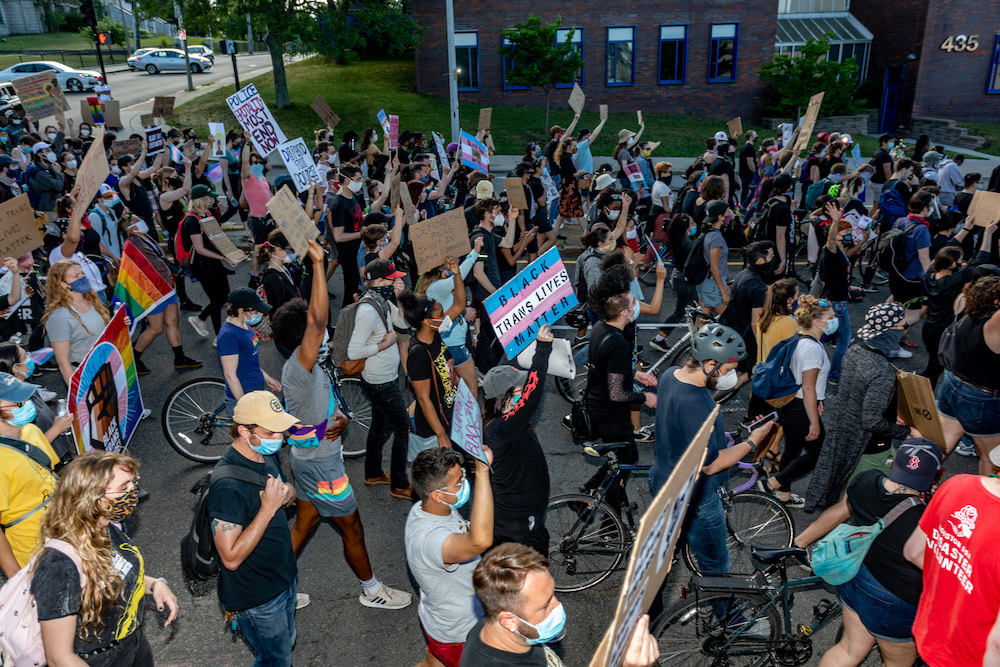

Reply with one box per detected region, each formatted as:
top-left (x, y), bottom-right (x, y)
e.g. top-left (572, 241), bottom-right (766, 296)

top-left (226, 83), bottom-right (287, 156)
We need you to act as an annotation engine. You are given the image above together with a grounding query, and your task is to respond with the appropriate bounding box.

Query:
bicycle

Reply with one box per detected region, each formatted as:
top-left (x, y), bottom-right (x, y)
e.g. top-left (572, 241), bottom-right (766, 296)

top-left (161, 361), bottom-right (375, 463)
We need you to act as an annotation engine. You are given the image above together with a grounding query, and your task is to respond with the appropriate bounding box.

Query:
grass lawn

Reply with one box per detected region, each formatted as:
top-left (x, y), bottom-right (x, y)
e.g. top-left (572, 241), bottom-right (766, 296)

top-left (963, 122), bottom-right (1000, 158)
top-left (172, 57), bottom-right (886, 159)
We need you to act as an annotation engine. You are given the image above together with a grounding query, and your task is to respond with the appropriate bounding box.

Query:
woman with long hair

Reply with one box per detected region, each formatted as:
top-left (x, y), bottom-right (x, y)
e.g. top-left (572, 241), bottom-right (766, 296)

top-left (184, 185), bottom-right (240, 337)
top-left (32, 451), bottom-right (177, 666)
top-left (553, 138), bottom-right (586, 233)
top-left (756, 278), bottom-right (799, 362)
top-left (258, 229), bottom-right (301, 316)
top-left (692, 175), bottom-right (725, 225)
top-left (43, 260), bottom-right (111, 386)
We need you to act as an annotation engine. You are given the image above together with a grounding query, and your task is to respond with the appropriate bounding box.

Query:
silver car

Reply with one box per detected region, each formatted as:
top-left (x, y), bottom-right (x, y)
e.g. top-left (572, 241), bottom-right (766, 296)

top-left (137, 49), bottom-right (213, 74)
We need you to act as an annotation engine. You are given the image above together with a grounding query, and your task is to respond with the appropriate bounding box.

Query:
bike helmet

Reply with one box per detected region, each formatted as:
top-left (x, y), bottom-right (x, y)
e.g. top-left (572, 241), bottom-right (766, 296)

top-left (690, 323), bottom-right (746, 363)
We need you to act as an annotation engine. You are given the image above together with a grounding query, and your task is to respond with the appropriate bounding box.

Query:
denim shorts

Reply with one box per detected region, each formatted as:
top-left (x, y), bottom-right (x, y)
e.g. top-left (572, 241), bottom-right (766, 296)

top-left (936, 370), bottom-right (1000, 437)
top-left (696, 278), bottom-right (724, 308)
top-left (837, 564), bottom-right (916, 642)
top-left (447, 343), bottom-right (472, 367)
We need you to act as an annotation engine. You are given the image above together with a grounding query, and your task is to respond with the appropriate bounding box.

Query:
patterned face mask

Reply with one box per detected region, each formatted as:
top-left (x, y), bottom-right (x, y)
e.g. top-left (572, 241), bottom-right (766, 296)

top-left (104, 486), bottom-right (139, 521)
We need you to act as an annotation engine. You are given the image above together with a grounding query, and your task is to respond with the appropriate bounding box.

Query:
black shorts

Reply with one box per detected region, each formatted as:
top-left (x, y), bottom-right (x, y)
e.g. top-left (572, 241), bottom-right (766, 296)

top-left (249, 215), bottom-right (276, 244)
top-left (888, 272), bottom-right (924, 306)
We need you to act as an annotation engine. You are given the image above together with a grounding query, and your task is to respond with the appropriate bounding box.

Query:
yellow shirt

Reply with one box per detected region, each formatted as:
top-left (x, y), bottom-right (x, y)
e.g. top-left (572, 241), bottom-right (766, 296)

top-left (0, 424), bottom-right (58, 567)
top-left (757, 316), bottom-right (799, 363)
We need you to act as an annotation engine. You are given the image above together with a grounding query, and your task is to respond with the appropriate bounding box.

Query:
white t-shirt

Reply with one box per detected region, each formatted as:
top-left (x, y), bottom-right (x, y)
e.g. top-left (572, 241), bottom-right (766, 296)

top-left (792, 336), bottom-right (830, 400)
top-left (48, 247), bottom-right (105, 293)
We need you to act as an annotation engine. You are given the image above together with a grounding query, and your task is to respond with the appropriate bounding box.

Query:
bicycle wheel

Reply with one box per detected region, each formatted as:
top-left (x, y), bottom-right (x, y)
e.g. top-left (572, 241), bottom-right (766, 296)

top-left (853, 238), bottom-right (880, 286)
top-left (555, 340), bottom-right (590, 404)
top-left (337, 376), bottom-right (378, 459)
top-left (682, 491), bottom-right (794, 576)
top-left (651, 591), bottom-right (781, 665)
top-left (789, 242), bottom-right (813, 287)
top-left (161, 377), bottom-right (231, 463)
top-left (545, 493), bottom-right (628, 592)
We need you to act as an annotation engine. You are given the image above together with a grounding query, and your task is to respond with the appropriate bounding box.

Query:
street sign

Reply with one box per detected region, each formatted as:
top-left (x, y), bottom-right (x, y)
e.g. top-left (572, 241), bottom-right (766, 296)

top-left (97, 31), bottom-right (112, 46)
top-left (223, 39), bottom-right (237, 55)
top-left (178, 29), bottom-right (187, 40)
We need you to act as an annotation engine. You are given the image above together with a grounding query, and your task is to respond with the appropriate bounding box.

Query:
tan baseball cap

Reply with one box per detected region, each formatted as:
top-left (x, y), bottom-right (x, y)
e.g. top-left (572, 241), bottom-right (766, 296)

top-left (233, 391), bottom-right (299, 432)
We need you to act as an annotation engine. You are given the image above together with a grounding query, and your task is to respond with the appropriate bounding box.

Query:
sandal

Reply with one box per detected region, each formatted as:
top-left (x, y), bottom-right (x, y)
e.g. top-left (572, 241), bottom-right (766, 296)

top-left (900, 340), bottom-right (918, 348)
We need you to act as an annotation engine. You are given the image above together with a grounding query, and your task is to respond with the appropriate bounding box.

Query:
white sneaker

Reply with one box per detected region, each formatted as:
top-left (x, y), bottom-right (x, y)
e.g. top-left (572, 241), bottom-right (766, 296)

top-left (359, 584), bottom-right (412, 610)
top-left (139, 409), bottom-right (152, 420)
top-left (887, 348), bottom-right (913, 359)
top-left (295, 593), bottom-right (310, 610)
top-left (188, 315), bottom-right (210, 338)
top-left (37, 388), bottom-right (58, 403)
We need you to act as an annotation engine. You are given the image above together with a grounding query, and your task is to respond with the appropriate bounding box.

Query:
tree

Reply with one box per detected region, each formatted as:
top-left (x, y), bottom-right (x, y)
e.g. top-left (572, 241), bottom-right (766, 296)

top-left (757, 35), bottom-right (863, 118)
top-left (498, 16), bottom-right (585, 131)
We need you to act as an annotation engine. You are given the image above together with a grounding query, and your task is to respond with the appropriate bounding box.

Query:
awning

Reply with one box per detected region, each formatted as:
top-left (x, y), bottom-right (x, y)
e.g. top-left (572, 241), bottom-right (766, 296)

top-left (776, 13), bottom-right (873, 47)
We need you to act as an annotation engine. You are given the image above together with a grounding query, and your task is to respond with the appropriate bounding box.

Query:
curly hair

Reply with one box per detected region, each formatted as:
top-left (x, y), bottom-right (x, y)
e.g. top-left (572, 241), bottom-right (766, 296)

top-left (269, 298), bottom-right (309, 352)
top-left (964, 275), bottom-right (1000, 320)
top-left (42, 260), bottom-right (110, 333)
top-left (794, 294), bottom-right (833, 330)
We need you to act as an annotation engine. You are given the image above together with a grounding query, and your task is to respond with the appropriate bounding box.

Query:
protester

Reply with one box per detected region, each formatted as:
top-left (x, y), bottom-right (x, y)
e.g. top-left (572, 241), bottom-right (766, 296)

top-left (0, 344), bottom-right (74, 458)
top-left (696, 200), bottom-right (731, 315)
top-left (184, 184), bottom-right (239, 337)
top-left (44, 260), bottom-right (112, 386)
top-left (328, 164), bottom-right (366, 306)
top-left (218, 287), bottom-right (281, 415)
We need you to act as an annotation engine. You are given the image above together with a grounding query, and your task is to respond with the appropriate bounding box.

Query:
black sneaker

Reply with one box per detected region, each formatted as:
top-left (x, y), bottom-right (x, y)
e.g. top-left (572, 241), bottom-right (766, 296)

top-left (179, 300), bottom-right (202, 311)
top-left (136, 360), bottom-right (151, 376)
top-left (174, 356), bottom-right (203, 370)
top-left (561, 414), bottom-right (574, 433)
top-left (648, 338), bottom-right (670, 354)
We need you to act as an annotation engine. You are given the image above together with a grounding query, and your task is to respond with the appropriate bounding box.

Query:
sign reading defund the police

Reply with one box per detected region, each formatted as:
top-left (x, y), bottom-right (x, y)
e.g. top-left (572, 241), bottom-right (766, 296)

top-left (277, 137), bottom-right (321, 192)
top-left (485, 247), bottom-right (578, 358)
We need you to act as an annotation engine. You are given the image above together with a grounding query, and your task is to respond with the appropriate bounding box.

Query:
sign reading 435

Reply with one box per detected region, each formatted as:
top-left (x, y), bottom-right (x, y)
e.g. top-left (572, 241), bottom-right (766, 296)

top-left (940, 34), bottom-right (979, 52)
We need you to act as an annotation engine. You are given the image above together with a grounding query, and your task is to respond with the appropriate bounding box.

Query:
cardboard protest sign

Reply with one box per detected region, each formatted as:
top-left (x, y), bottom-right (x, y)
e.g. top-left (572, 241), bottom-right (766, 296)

top-left (600, 104), bottom-right (608, 122)
top-left (791, 91), bottom-right (825, 156)
top-left (589, 407), bottom-right (715, 667)
top-left (637, 110), bottom-right (643, 126)
top-left (310, 95), bottom-right (340, 129)
top-left (266, 186), bottom-right (319, 258)
top-left (727, 117), bottom-right (743, 139)
top-left (478, 108), bottom-right (492, 133)
top-left (568, 83), bottom-right (585, 115)
top-left (432, 131), bottom-right (450, 169)
top-left (110, 138), bottom-right (142, 160)
top-left (101, 100), bottom-right (121, 128)
top-left (209, 122), bottom-right (226, 158)
top-left (515, 338), bottom-right (576, 379)
top-left (388, 168), bottom-right (401, 214)
top-left (200, 216), bottom-right (247, 264)
top-left (152, 96), bottom-right (174, 118)
top-left (399, 178), bottom-right (416, 223)
top-left (226, 83), bottom-right (286, 156)
top-left (0, 194), bottom-right (41, 259)
top-left (408, 208), bottom-right (471, 274)
top-left (69, 127), bottom-right (109, 231)
top-left (968, 191), bottom-right (1000, 226)
top-left (388, 114), bottom-right (399, 150)
top-left (12, 72), bottom-right (69, 121)
top-left (83, 97), bottom-right (103, 124)
top-left (68, 307), bottom-right (144, 455)
top-left (895, 369), bottom-right (946, 449)
top-left (485, 248), bottom-right (578, 358)
top-left (851, 144), bottom-right (863, 171)
top-left (144, 126), bottom-right (164, 156)
top-left (276, 137), bottom-right (321, 193)
top-left (377, 109), bottom-right (390, 133)
top-left (624, 163), bottom-right (644, 186)
top-left (504, 178), bottom-right (529, 211)
top-left (450, 381), bottom-right (488, 465)
top-left (140, 114), bottom-right (155, 128)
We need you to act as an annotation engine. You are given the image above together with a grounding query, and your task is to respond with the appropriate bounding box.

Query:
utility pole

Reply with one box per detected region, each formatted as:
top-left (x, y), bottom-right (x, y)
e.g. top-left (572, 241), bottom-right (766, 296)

top-left (116, 1), bottom-right (131, 52)
top-left (175, 3), bottom-right (193, 92)
top-left (445, 0), bottom-right (459, 144)
top-left (247, 14), bottom-right (253, 55)
top-left (132, 0), bottom-right (140, 49)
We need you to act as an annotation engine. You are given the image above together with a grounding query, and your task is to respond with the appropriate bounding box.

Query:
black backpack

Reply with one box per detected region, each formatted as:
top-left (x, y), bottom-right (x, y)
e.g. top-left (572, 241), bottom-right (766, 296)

top-left (876, 220), bottom-right (921, 279)
top-left (683, 230), bottom-right (715, 285)
top-left (937, 315), bottom-right (964, 372)
top-left (180, 464), bottom-right (268, 581)
top-left (746, 197), bottom-right (781, 244)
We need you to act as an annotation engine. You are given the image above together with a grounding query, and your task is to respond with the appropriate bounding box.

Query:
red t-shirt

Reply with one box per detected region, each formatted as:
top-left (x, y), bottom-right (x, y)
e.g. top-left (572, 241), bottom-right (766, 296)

top-left (913, 475), bottom-right (1000, 666)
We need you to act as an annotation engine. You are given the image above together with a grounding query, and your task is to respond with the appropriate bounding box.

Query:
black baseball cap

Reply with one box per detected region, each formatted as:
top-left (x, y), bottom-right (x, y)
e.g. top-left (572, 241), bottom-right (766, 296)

top-left (228, 287), bottom-right (271, 313)
top-left (889, 438), bottom-right (943, 491)
top-left (365, 258), bottom-right (406, 281)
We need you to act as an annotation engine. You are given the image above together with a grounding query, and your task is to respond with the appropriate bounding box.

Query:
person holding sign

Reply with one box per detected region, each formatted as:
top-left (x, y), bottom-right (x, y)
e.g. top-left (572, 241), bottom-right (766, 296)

top-left (553, 120), bottom-right (586, 234)
top-left (43, 260), bottom-right (111, 387)
top-left (328, 165), bottom-right (366, 307)
top-left (482, 326), bottom-right (553, 554)
top-left (183, 184), bottom-right (240, 338)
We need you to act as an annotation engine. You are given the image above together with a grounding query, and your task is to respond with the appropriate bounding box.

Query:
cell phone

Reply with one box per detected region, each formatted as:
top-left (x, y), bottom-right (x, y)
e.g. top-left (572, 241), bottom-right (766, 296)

top-left (747, 411), bottom-right (778, 432)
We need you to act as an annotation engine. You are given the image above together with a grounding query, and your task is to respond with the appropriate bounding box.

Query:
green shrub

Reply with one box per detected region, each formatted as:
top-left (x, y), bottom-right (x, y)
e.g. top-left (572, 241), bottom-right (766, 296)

top-left (758, 35), bottom-right (863, 118)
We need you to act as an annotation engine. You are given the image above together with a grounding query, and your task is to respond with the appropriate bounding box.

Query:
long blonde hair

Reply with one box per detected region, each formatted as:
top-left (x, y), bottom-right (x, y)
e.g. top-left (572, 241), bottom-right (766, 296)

top-left (42, 260), bottom-right (110, 333)
top-left (151, 166), bottom-right (176, 192)
top-left (38, 451), bottom-right (139, 640)
top-left (188, 195), bottom-right (214, 216)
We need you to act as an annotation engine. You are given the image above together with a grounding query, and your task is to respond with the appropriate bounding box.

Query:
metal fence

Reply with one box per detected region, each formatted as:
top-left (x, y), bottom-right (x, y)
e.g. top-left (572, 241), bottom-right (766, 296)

top-left (0, 48), bottom-right (132, 69)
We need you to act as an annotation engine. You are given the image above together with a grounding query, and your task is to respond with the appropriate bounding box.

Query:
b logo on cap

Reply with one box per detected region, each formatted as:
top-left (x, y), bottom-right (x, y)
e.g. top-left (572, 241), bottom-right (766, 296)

top-left (907, 454), bottom-right (920, 470)
top-left (270, 399), bottom-right (283, 413)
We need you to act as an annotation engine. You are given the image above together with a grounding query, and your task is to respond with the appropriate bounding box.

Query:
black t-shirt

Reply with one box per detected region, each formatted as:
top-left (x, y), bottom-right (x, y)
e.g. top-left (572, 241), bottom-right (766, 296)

top-left (206, 446), bottom-right (297, 611)
top-left (328, 193), bottom-right (364, 261)
top-left (407, 335), bottom-right (456, 438)
top-left (719, 268), bottom-right (767, 359)
top-left (818, 155), bottom-right (843, 180)
top-left (765, 198), bottom-right (793, 246)
top-left (739, 142), bottom-right (757, 178)
top-left (32, 524), bottom-right (145, 654)
top-left (820, 245), bottom-right (850, 302)
top-left (261, 266), bottom-right (299, 314)
top-left (459, 617), bottom-right (563, 666)
top-left (710, 157), bottom-right (737, 198)
top-left (846, 470), bottom-right (925, 607)
top-left (337, 142), bottom-right (359, 165)
top-left (470, 226), bottom-right (501, 301)
top-left (870, 148), bottom-right (892, 184)
top-left (954, 191), bottom-right (974, 215)
top-left (182, 213), bottom-right (223, 275)
top-left (116, 177), bottom-right (153, 223)
top-left (586, 321), bottom-right (644, 421)
top-left (668, 235), bottom-right (695, 271)
top-left (528, 178), bottom-right (545, 224)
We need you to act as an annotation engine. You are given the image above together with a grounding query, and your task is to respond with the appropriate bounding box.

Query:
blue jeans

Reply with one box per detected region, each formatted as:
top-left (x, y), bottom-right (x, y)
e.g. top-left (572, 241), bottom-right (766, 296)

top-left (838, 564), bottom-right (916, 641)
top-left (828, 300), bottom-right (851, 382)
top-left (937, 370), bottom-right (1000, 437)
top-left (236, 581), bottom-right (297, 667)
top-left (683, 490), bottom-right (730, 574)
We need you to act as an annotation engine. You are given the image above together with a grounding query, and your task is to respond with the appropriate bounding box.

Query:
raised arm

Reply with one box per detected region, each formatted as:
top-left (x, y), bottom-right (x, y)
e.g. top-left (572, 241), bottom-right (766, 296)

top-left (378, 208), bottom-right (406, 260)
top-left (295, 241), bottom-right (328, 371)
top-left (588, 118), bottom-right (608, 145)
top-left (443, 255), bottom-right (466, 321)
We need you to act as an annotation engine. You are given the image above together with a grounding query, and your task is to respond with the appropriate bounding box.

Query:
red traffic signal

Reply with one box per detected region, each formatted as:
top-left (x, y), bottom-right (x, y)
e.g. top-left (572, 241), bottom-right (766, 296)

top-left (97, 31), bottom-right (112, 46)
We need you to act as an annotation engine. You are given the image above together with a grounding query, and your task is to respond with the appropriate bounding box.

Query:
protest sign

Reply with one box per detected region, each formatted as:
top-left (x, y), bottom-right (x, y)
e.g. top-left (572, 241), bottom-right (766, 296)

top-left (791, 91), bottom-right (825, 156)
top-left (110, 138), bottom-right (142, 160)
top-left (68, 307), bottom-right (144, 455)
top-left (145, 126), bottom-right (164, 156)
top-left (624, 162), bottom-right (644, 186)
top-left (12, 72), bottom-right (69, 121)
top-left (568, 83), bottom-right (585, 115)
top-left (589, 407), bottom-right (715, 667)
top-left (113, 241), bottom-right (176, 333)
top-left (968, 191), bottom-right (1000, 226)
top-left (69, 127), bottom-right (109, 231)
top-left (600, 104), bottom-right (608, 122)
top-left (485, 248), bottom-right (578, 358)
top-left (226, 83), bottom-right (286, 156)
top-left (851, 144), bottom-right (863, 171)
top-left (310, 95), bottom-right (340, 129)
top-left (399, 178), bottom-right (416, 223)
top-left (277, 137), bottom-right (321, 193)
top-left (152, 96), bottom-right (174, 118)
top-left (0, 194), bottom-right (41, 259)
top-left (478, 108), bottom-right (492, 133)
top-left (780, 123), bottom-right (794, 147)
top-left (450, 382), bottom-right (488, 465)
top-left (637, 110), bottom-right (643, 126)
top-left (515, 338), bottom-right (576, 379)
top-left (504, 178), bottom-right (529, 210)
top-left (727, 117), bottom-right (743, 139)
top-left (895, 369), bottom-right (946, 449)
top-left (200, 216), bottom-right (247, 264)
top-left (389, 114), bottom-right (399, 150)
top-left (83, 97), bottom-right (103, 124)
top-left (209, 122), bottom-right (226, 158)
top-left (460, 131), bottom-right (489, 172)
top-left (100, 100), bottom-right (121, 128)
top-left (409, 208), bottom-right (471, 274)
top-left (140, 113), bottom-right (155, 127)
top-left (377, 109), bottom-right (390, 133)
top-left (266, 186), bottom-right (319, 258)
top-left (432, 131), bottom-right (450, 169)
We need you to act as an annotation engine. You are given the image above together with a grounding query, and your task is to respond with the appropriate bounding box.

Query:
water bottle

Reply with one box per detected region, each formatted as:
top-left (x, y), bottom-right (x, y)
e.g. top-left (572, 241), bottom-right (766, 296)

top-left (55, 399), bottom-right (68, 418)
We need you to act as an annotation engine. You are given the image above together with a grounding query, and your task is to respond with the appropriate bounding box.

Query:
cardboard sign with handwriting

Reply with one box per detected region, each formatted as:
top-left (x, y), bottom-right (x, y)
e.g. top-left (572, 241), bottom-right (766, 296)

top-left (504, 178), bottom-right (529, 210)
top-left (266, 187), bottom-right (319, 258)
top-left (895, 368), bottom-right (946, 449)
top-left (409, 208), bottom-right (471, 274)
top-left (140, 113), bottom-right (155, 128)
top-left (310, 95), bottom-right (340, 129)
top-left (12, 72), bottom-right (69, 121)
top-left (727, 117), bottom-right (743, 139)
top-left (792, 91), bottom-right (825, 156)
top-left (968, 191), bottom-right (1000, 226)
top-left (152, 96), bottom-right (175, 118)
top-left (200, 216), bottom-right (246, 264)
top-left (478, 108), bottom-right (492, 133)
top-left (0, 194), bottom-right (42, 259)
top-left (111, 138), bottom-right (142, 160)
top-left (399, 179), bottom-right (416, 223)
top-left (68, 127), bottom-right (109, 231)
top-left (600, 104), bottom-right (608, 122)
top-left (568, 83), bottom-right (585, 115)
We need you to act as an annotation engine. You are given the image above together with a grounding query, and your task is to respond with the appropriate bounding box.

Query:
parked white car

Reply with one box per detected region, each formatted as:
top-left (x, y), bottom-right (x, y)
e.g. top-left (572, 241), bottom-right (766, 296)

top-left (137, 49), bottom-right (213, 74)
top-left (0, 61), bottom-right (99, 92)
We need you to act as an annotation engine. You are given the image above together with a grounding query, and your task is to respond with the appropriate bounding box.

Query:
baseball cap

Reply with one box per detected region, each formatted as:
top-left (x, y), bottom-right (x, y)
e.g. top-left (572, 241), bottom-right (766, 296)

top-left (98, 183), bottom-right (115, 197)
top-left (889, 438), bottom-right (943, 491)
top-left (31, 141), bottom-right (50, 153)
top-left (233, 391), bottom-right (299, 432)
top-left (0, 155), bottom-right (16, 168)
top-left (363, 211), bottom-right (392, 227)
top-left (482, 365), bottom-right (529, 400)
top-left (228, 287), bottom-right (271, 313)
top-left (817, 132), bottom-right (830, 142)
top-left (706, 200), bottom-right (730, 221)
top-left (190, 184), bottom-right (218, 200)
top-left (594, 173), bottom-right (616, 191)
top-left (0, 372), bottom-right (39, 404)
top-left (714, 131), bottom-right (728, 143)
top-left (365, 258), bottom-right (406, 281)
top-left (549, 125), bottom-right (565, 137)
top-left (772, 173), bottom-right (794, 194)
top-left (475, 180), bottom-right (494, 199)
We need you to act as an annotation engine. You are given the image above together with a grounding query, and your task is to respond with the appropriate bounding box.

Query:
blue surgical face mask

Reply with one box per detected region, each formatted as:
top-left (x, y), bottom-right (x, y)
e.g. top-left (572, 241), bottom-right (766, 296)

top-left (68, 277), bottom-right (91, 294)
top-left (7, 400), bottom-right (36, 427)
top-left (515, 603), bottom-right (567, 645)
top-left (249, 164), bottom-right (265, 179)
top-left (439, 477), bottom-right (470, 508)
top-left (821, 317), bottom-right (840, 337)
top-left (244, 312), bottom-right (263, 326)
top-left (22, 357), bottom-right (36, 379)
top-left (249, 432), bottom-right (283, 455)
top-left (630, 300), bottom-right (641, 322)
top-left (688, 225), bottom-right (698, 237)
top-left (861, 171), bottom-right (872, 183)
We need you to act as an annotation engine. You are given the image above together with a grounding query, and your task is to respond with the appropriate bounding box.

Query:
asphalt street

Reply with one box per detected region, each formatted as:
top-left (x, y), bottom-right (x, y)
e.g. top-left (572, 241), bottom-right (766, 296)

top-left (22, 251), bottom-right (980, 667)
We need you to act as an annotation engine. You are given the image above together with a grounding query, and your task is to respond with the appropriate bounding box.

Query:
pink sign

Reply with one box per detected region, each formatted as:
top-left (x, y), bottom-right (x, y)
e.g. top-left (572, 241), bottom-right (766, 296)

top-left (389, 115), bottom-right (399, 150)
top-left (624, 162), bottom-right (644, 185)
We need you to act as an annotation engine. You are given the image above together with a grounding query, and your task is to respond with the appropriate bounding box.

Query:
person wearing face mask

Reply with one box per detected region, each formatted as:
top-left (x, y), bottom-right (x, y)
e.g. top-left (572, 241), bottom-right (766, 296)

top-left (709, 140), bottom-right (740, 206)
top-left (58, 150), bottom-right (77, 192)
top-left (87, 183), bottom-right (124, 259)
top-left (719, 240), bottom-right (777, 392)
top-left (43, 260), bottom-right (111, 386)
top-left (31, 452), bottom-right (178, 666)
top-left (328, 164), bottom-right (366, 306)
top-left (26, 140), bottom-right (65, 222)
top-left (553, 133), bottom-right (587, 233)
top-left (76, 121), bottom-right (92, 141)
top-left (760, 173), bottom-right (796, 276)
top-left (0, 154), bottom-right (20, 202)
top-left (47, 199), bottom-right (111, 302)
top-left (217, 288), bottom-right (281, 416)
top-left (185, 183), bottom-right (240, 337)
top-left (258, 230), bottom-right (303, 321)
top-left (469, 198), bottom-right (505, 371)
top-left (241, 145), bottom-right (276, 288)
top-left (887, 190), bottom-right (935, 357)
top-left (696, 200), bottom-right (732, 316)
top-left (0, 343), bottom-right (74, 458)
top-left (2, 110), bottom-right (24, 143)
top-left (115, 142), bottom-right (160, 229)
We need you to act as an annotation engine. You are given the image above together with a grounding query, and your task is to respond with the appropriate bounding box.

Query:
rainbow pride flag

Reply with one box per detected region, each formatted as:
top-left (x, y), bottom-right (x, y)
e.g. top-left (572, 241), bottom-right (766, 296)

top-left (113, 241), bottom-right (175, 333)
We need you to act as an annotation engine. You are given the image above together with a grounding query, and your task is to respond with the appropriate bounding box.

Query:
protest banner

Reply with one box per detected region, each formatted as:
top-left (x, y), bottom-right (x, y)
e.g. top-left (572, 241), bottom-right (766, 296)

top-left (968, 191), bottom-right (1000, 226)
top-left (727, 117), bottom-right (743, 139)
top-left (101, 100), bottom-right (121, 128)
top-left (409, 208), bottom-right (471, 274)
top-left (209, 122), bottom-right (226, 158)
top-left (12, 72), bottom-right (69, 121)
top-left (83, 97), bottom-right (103, 124)
top-left (145, 126), bottom-right (164, 156)
top-left (485, 248), bottom-right (578, 359)
top-left (600, 104), bottom-right (608, 122)
top-left (69, 127), bottom-right (109, 231)
top-left (152, 96), bottom-right (174, 118)
top-left (791, 91), bottom-right (825, 156)
top-left (389, 114), bottom-right (399, 150)
top-left (895, 369), bottom-right (946, 449)
top-left (266, 186), bottom-right (319, 258)
top-left (0, 194), bottom-right (41, 259)
top-left (624, 162), bottom-right (644, 186)
top-left (113, 241), bottom-right (176, 333)
top-left (226, 83), bottom-right (286, 156)
top-left (450, 382), bottom-right (488, 465)
top-left (851, 144), bottom-right (863, 171)
top-left (637, 110), bottom-right (643, 126)
top-left (277, 137), bottom-right (321, 193)
top-left (432, 131), bottom-right (450, 169)
top-left (200, 216), bottom-right (247, 264)
top-left (377, 109), bottom-right (390, 133)
top-left (140, 113), bottom-right (155, 127)
top-left (68, 307), bottom-right (144, 455)
top-left (568, 83), bottom-right (585, 115)
top-left (780, 123), bottom-right (794, 146)
top-left (460, 131), bottom-right (489, 172)
top-left (310, 95), bottom-right (340, 129)
top-left (589, 407), bottom-right (715, 667)
top-left (110, 138), bottom-right (142, 160)
top-left (504, 178), bottom-right (529, 210)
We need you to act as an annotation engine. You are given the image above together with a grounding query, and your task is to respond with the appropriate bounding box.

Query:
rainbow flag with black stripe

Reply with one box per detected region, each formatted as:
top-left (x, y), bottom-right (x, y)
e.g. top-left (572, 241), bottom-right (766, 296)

top-left (113, 241), bottom-right (175, 333)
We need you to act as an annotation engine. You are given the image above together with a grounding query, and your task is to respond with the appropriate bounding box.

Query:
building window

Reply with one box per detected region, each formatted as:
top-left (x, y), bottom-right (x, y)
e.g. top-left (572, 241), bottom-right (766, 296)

top-left (555, 27), bottom-right (584, 89)
top-left (658, 25), bottom-right (687, 84)
top-left (990, 36), bottom-right (1000, 95)
top-left (606, 27), bottom-right (635, 86)
top-left (709, 23), bottom-right (738, 83)
top-left (502, 35), bottom-right (531, 91)
top-left (455, 31), bottom-right (480, 92)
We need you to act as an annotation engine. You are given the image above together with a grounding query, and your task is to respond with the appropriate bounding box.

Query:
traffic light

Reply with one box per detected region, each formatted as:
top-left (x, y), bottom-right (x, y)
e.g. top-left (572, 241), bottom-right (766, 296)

top-left (79, 0), bottom-right (97, 28)
top-left (97, 32), bottom-right (113, 46)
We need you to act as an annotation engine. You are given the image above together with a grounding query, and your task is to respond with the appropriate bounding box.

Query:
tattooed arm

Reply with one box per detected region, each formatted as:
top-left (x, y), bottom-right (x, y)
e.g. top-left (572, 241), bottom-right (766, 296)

top-left (211, 475), bottom-right (287, 571)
